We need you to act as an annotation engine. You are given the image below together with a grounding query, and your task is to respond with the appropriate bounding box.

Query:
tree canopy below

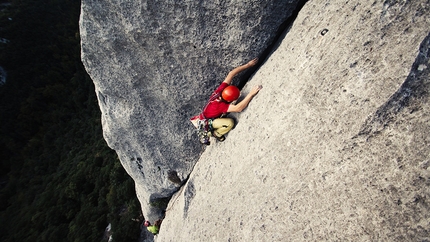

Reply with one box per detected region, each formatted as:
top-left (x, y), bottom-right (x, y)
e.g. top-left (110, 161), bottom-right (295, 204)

top-left (0, 0), bottom-right (142, 241)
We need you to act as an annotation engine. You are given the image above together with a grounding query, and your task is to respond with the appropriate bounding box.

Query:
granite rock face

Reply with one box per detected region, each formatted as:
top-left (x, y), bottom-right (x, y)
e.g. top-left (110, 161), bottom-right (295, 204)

top-left (156, 0), bottom-right (430, 241)
top-left (79, 0), bottom-right (303, 222)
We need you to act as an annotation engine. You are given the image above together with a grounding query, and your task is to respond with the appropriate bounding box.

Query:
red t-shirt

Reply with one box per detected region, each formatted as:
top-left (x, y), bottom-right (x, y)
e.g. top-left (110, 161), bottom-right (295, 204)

top-left (201, 82), bottom-right (230, 119)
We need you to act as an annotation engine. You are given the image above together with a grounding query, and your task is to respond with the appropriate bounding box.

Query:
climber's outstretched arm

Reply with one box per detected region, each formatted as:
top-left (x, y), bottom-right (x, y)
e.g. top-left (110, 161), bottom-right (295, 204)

top-left (227, 85), bottom-right (262, 113)
top-left (223, 58), bottom-right (258, 85)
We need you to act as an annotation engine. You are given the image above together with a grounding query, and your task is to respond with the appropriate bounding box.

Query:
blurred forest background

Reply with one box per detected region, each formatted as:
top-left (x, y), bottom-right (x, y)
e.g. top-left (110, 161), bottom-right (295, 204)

top-left (0, 0), bottom-right (142, 241)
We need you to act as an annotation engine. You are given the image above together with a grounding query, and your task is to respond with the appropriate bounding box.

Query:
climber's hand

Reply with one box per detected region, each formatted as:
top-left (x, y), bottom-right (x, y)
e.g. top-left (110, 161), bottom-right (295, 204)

top-left (247, 58), bottom-right (258, 67)
top-left (251, 85), bottom-right (262, 96)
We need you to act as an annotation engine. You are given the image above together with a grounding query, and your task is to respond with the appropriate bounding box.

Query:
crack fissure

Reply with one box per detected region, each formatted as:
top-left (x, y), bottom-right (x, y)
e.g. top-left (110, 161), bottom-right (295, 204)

top-left (238, 0), bottom-right (310, 89)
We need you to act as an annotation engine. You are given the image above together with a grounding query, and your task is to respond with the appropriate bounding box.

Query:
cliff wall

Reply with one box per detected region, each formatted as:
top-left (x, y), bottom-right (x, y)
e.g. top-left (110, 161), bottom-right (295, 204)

top-left (80, 0), bottom-right (303, 223)
top-left (80, 0), bottom-right (430, 241)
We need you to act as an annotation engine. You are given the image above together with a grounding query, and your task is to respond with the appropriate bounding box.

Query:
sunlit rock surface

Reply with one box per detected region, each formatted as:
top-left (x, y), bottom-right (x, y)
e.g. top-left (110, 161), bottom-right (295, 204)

top-left (156, 0), bottom-right (430, 241)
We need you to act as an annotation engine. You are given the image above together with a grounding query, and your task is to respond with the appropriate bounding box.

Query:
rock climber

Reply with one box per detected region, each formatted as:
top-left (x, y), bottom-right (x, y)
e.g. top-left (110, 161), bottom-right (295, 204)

top-left (191, 58), bottom-right (262, 142)
top-left (143, 219), bottom-right (162, 235)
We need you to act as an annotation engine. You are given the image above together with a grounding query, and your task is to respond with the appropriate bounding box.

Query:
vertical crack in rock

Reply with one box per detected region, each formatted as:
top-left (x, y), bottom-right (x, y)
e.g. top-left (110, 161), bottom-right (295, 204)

top-left (160, 0), bottom-right (312, 225)
top-left (238, 0), bottom-right (310, 89)
top-left (358, 32), bottom-right (430, 137)
top-left (168, 0), bottom-right (311, 220)
top-left (80, 0), bottom-right (313, 226)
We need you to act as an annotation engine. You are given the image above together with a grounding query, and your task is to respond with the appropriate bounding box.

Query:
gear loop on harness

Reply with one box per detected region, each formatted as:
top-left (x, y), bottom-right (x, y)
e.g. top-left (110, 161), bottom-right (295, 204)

top-left (208, 118), bottom-right (214, 132)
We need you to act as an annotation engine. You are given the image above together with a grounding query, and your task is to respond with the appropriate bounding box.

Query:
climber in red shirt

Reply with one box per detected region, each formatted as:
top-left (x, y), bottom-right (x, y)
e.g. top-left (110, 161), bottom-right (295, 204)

top-left (197, 58), bottom-right (262, 142)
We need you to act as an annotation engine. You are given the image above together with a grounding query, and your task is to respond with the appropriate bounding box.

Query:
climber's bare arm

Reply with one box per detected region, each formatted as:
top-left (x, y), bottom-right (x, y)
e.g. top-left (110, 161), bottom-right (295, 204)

top-left (223, 58), bottom-right (258, 85)
top-left (227, 85), bottom-right (262, 113)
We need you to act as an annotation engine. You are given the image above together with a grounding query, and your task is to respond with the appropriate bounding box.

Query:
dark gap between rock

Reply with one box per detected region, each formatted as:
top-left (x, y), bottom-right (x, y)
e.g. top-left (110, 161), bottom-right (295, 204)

top-left (238, 0), bottom-right (310, 89)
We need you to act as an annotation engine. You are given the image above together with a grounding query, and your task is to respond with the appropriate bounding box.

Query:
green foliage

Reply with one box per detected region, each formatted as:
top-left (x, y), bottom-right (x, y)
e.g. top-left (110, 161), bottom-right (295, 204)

top-left (0, 0), bottom-right (142, 241)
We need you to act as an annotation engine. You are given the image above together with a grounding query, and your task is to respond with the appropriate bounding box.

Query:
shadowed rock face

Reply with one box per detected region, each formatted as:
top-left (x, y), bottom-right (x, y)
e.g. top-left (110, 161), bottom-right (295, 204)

top-left (79, 0), bottom-right (303, 222)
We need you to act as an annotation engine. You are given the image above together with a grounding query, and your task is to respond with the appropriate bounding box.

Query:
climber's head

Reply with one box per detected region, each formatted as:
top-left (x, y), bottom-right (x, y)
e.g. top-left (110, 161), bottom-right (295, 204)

top-left (221, 85), bottom-right (240, 102)
top-left (144, 221), bottom-right (150, 227)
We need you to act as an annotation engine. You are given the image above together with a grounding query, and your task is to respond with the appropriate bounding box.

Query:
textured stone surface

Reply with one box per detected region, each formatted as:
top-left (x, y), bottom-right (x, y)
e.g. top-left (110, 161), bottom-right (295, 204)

top-left (156, 0), bottom-right (430, 241)
top-left (79, 0), bottom-right (302, 222)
